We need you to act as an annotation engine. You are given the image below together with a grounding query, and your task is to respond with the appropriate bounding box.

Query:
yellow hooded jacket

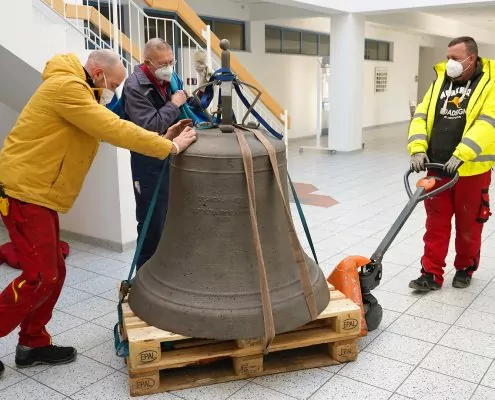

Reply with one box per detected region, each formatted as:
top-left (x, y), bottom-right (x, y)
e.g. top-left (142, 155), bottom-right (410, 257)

top-left (408, 57), bottom-right (495, 177)
top-left (0, 53), bottom-right (174, 213)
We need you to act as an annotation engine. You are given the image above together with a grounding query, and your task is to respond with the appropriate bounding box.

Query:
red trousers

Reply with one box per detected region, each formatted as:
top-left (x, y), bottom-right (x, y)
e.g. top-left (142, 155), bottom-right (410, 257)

top-left (0, 198), bottom-right (65, 347)
top-left (421, 169), bottom-right (492, 285)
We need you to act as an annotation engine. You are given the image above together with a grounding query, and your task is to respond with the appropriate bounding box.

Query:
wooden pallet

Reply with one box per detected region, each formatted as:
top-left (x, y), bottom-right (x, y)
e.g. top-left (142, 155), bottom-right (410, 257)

top-left (121, 284), bottom-right (361, 397)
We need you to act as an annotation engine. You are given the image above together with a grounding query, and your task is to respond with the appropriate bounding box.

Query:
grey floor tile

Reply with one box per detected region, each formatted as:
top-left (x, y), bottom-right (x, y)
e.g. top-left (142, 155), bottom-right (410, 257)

top-left (472, 385), bottom-right (495, 400)
top-left (420, 345), bottom-right (492, 383)
top-left (309, 375), bottom-right (391, 400)
top-left (253, 369), bottom-right (333, 400)
top-left (71, 275), bottom-right (121, 296)
top-left (83, 340), bottom-right (126, 370)
top-left (405, 298), bottom-right (465, 324)
top-left (358, 328), bottom-right (382, 351)
top-left (62, 296), bottom-right (117, 321)
top-left (378, 309), bottom-right (402, 329)
top-left (71, 371), bottom-right (135, 400)
top-left (0, 353), bottom-right (51, 377)
top-left (339, 351), bottom-right (414, 392)
top-left (389, 395), bottom-right (413, 400)
top-left (64, 266), bottom-right (99, 287)
top-left (0, 378), bottom-right (66, 400)
top-left (365, 331), bottom-right (434, 366)
top-left (470, 295), bottom-right (495, 316)
top-left (481, 361), bottom-right (495, 388)
top-left (443, 271), bottom-right (489, 294)
top-left (424, 288), bottom-right (478, 308)
top-left (0, 364), bottom-right (28, 391)
top-left (397, 367), bottom-right (477, 399)
top-left (91, 311), bottom-right (119, 330)
top-left (0, 328), bottom-right (19, 357)
top-left (66, 251), bottom-right (107, 268)
top-left (53, 322), bottom-right (113, 353)
top-left (380, 267), bottom-right (427, 297)
top-left (55, 286), bottom-right (93, 310)
top-left (387, 314), bottom-right (451, 343)
top-left (456, 309), bottom-right (495, 335)
top-left (225, 382), bottom-right (297, 400)
top-left (171, 380), bottom-right (249, 400)
top-left (46, 310), bottom-right (87, 336)
top-left (32, 354), bottom-right (114, 396)
top-left (373, 290), bottom-right (418, 313)
top-left (440, 326), bottom-right (495, 358)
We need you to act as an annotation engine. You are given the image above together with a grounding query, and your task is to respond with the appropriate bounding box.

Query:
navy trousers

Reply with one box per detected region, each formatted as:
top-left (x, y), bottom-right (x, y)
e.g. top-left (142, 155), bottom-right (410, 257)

top-left (130, 153), bottom-right (170, 270)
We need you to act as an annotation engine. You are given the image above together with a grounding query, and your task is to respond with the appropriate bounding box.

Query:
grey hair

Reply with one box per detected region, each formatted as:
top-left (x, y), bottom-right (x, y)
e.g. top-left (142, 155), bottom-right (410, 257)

top-left (87, 49), bottom-right (121, 70)
top-left (144, 38), bottom-right (172, 59)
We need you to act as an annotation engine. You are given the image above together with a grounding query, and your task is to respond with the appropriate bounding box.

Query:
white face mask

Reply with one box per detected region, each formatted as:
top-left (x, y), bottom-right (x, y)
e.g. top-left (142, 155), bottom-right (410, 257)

top-left (446, 57), bottom-right (470, 79)
top-left (100, 88), bottom-right (115, 105)
top-left (154, 65), bottom-right (174, 82)
top-left (93, 73), bottom-right (115, 105)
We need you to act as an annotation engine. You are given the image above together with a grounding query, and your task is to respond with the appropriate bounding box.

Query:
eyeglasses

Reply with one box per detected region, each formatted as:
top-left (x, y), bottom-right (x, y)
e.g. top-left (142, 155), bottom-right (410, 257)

top-left (149, 59), bottom-right (177, 68)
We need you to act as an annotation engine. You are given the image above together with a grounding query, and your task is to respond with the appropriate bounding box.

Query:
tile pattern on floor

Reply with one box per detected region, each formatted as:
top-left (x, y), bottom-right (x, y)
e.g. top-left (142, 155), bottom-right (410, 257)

top-left (1, 123), bottom-right (495, 399)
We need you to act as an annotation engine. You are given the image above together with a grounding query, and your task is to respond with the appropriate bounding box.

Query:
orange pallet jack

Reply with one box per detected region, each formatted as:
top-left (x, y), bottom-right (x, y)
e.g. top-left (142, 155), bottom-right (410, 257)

top-left (328, 163), bottom-right (459, 336)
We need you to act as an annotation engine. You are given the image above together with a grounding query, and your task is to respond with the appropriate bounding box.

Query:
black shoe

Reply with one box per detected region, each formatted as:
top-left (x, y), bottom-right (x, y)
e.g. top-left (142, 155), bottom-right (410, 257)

top-left (15, 345), bottom-right (77, 368)
top-left (0, 360), bottom-right (4, 375)
top-left (409, 273), bottom-right (441, 292)
top-left (453, 270), bottom-right (471, 289)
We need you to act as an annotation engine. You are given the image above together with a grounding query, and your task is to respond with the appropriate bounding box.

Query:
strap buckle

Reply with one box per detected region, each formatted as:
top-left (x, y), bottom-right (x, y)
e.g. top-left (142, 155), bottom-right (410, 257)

top-left (119, 280), bottom-right (130, 302)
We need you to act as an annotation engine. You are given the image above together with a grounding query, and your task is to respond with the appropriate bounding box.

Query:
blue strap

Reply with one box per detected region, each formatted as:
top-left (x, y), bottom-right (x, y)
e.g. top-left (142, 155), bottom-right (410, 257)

top-left (169, 72), bottom-right (214, 127)
top-left (288, 175), bottom-right (319, 264)
top-left (113, 158), bottom-right (169, 357)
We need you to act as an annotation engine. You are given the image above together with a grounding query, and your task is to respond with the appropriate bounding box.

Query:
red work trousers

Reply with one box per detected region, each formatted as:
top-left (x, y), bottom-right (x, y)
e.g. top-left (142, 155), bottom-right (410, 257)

top-left (0, 197), bottom-right (65, 347)
top-left (421, 169), bottom-right (492, 286)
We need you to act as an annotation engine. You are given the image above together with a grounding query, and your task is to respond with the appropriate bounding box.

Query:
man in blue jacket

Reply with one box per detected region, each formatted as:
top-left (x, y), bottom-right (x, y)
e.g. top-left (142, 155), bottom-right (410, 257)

top-left (123, 38), bottom-right (207, 269)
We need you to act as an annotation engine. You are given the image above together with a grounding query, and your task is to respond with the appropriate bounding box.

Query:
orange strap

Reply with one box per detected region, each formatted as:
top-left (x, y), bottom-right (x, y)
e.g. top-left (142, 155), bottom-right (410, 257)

top-left (235, 129), bottom-right (276, 353)
top-left (251, 129), bottom-right (318, 320)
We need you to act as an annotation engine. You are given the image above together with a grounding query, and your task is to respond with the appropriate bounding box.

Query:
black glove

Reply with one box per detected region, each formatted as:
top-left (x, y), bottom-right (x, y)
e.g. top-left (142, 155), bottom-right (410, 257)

top-left (444, 155), bottom-right (463, 177)
top-left (410, 152), bottom-right (429, 173)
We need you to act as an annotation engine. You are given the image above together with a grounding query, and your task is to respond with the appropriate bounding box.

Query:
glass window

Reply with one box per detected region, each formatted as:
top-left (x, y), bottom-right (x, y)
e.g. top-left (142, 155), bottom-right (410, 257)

top-left (319, 34), bottom-right (330, 56)
top-left (214, 21), bottom-right (245, 50)
top-left (365, 39), bottom-right (378, 60)
top-left (378, 41), bottom-right (390, 61)
top-left (282, 30), bottom-right (301, 54)
top-left (265, 26), bottom-right (282, 53)
top-left (302, 32), bottom-right (318, 55)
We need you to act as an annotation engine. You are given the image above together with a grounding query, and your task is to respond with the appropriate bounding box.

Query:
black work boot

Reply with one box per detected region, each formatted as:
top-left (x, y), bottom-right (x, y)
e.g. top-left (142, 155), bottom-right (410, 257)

top-left (409, 272), bottom-right (441, 292)
top-left (15, 345), bottom-right (77, 368)
top-left (0, 360), bottom-right (4, 375)
top-left (453, 269), bottom-right (471, 289)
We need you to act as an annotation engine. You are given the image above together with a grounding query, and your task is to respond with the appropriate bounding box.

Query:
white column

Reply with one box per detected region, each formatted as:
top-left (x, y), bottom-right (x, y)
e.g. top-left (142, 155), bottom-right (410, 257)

top-left (328, 13), bottom-right (365, 152)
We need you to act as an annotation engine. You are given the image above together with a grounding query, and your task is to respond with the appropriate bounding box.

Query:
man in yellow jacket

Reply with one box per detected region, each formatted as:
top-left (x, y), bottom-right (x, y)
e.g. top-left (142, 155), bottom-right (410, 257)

top-left (0, 49), bottom-right (196, 374)
top-left (408, 36), bottom-right (495, 292)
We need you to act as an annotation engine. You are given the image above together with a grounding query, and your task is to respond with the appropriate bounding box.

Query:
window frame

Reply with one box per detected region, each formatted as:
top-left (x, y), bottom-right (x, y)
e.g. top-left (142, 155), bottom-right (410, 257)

top-left (265, 25), bottom-right (330, 57)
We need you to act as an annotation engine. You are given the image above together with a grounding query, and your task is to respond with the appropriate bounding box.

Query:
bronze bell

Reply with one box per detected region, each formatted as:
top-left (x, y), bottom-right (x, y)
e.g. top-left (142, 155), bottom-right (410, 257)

top-left (128, 39), bottom-right (330, 348)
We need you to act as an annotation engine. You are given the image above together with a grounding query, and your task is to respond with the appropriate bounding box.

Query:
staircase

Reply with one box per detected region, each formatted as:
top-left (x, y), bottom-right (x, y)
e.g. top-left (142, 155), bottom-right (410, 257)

top-left (40, 0), bottom-right (289, 137)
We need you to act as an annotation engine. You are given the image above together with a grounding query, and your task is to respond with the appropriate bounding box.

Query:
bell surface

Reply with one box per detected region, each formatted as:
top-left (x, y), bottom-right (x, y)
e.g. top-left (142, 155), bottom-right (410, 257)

top-left (128, 127), bottom-right (330, 340)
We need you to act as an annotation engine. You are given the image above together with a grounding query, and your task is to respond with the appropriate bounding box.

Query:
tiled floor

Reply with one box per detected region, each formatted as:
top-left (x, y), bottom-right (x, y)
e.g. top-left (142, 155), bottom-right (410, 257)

top-left (2, 122), bottom-right (495, 399)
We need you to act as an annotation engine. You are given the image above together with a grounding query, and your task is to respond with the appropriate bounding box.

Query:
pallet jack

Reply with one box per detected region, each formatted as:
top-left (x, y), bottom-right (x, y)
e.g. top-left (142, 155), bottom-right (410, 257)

top-left (327, 163), bottom-right (459, 335)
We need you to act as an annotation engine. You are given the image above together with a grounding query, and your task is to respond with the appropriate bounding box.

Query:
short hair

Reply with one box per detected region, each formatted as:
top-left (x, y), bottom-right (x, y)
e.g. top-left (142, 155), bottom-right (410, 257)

top-left (448, 36), bottom-right (478, 57)
top-left (144, 38), bottom-right (172, 59)
top-left (87, 49), bottom-right (121, 70)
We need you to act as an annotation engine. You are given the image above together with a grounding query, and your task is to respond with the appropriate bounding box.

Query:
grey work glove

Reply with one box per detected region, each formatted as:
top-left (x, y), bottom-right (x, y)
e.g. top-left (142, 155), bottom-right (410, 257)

top-left (444, 155), bottom-right (463, 177)
top-left (410, 152), bottom-right (429, 173)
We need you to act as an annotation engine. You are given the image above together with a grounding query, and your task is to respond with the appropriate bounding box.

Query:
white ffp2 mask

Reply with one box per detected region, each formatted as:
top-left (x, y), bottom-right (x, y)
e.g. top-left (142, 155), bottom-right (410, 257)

top-left (446, 57), bottom-right (470, 79)
top-left (154, 66), bottom-right (174, 82)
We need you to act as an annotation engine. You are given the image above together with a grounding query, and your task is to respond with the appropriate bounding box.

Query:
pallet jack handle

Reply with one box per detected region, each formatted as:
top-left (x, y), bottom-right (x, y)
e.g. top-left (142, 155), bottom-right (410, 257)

top-left (370, 163), bottom-right (459, 265)
top-left (404, 163), bottom-right (459, 202)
